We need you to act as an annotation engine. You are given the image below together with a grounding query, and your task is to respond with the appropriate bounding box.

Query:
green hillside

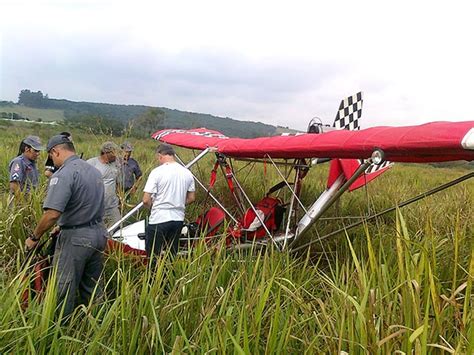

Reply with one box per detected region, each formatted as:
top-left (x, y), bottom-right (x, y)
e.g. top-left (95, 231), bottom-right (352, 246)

top-left (4, 90), bottom-right (279, 138)
top-left (0, 102), bottom-right (65, 122)
top-left (46, 98), bottom-right (277, 138)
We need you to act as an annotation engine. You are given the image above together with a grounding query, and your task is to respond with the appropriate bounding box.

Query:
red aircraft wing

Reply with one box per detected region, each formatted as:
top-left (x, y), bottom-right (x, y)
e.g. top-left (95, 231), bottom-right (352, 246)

top-left (152, 121), bottom-right (474, 163)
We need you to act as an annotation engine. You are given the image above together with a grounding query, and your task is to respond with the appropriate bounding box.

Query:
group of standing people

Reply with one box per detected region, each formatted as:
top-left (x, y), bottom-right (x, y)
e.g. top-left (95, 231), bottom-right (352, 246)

top-left (10, 133), bottom-right (143, 217)
top-left (9, 132), bottom-right (195, 318)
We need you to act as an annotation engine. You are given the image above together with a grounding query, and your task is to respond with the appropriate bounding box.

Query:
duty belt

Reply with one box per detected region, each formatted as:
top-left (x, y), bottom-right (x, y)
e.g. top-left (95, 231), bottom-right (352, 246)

top-left (61, 219), bottom-right (102, 230)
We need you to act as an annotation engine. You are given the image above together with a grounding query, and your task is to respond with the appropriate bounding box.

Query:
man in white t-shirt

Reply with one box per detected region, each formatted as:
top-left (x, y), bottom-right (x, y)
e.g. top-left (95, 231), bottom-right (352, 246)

top-left (142, 144), bottom-right (195, 256)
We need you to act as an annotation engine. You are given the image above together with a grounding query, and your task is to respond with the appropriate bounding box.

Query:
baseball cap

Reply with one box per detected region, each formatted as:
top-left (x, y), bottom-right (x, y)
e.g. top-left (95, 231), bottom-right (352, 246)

top-left (23, 135), bottom-right (45, 151)
top-left (47, 135), bottom-right (74, 152)
top-left (101, 141), bottom-right (120, 153)
top-left (156, 143), bottom-right (175, 156)
top-left (121, 142), bottom-right (133, 152)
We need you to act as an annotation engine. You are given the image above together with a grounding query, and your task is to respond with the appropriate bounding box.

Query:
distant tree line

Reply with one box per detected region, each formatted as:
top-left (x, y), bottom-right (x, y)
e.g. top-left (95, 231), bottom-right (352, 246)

top-left (15, 89), bottom-right (278, 138)
top-left (0, 111), bottom-right (45, 122)
top-left (0, 112), bottom-right (28, 120)
top-left (64, 108), bottom-right (165, 137)
top-left (18, 89), bottom-right (49, 108)
top-left (65, 115), bottom-right (124, 136)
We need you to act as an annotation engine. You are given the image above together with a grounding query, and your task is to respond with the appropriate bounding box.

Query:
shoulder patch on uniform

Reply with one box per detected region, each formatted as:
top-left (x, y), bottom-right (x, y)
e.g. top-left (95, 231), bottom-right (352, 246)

top-left (13, 163), bottom-right (20, 172)
top-left (50, 177), bottom-right (59, 186)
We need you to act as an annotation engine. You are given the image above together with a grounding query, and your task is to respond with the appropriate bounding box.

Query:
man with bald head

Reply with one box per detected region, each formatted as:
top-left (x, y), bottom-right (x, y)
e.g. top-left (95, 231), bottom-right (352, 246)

top-left (26, 135), bottom-right (106, 318)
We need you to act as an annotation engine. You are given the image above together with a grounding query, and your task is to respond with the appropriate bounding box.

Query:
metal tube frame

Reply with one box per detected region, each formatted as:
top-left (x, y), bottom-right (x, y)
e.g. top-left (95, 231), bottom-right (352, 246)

top-left (266, 154), bottom-right (309, 215)
top-left (289, 160), bottom-right (372, 247)
top-left (227, 159), bottom-right (282, 251)
top-left (108, 147), bottom-right (212, 235)
top-left (282, 171), bottom-right (299, 250)
top-left (291, 171), bottom-right (474, 252)
top-left (174, 155), bottom-right (240, 225)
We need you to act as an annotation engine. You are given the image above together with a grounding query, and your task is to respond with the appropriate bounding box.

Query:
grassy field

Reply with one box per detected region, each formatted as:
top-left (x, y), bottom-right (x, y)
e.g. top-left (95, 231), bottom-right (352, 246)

top-left (0, 104), bottom-right (65, 122)
top-left (0, 123), bottom-right (473, 353)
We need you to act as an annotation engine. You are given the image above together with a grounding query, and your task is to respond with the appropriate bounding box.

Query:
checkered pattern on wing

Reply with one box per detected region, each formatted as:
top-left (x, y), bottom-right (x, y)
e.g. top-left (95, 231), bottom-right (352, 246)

top-left (358, 159), bottom-right (394, 174)
top-left (366, 160), bottom-right (393, 174)
top-left (333, 92), bottom-right (363, 130)
top-left (155, 129), bottom-right (228, 140)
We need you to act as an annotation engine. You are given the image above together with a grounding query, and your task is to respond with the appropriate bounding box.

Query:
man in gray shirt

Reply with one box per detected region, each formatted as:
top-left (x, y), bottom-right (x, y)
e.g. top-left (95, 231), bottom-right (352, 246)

top-left (87, 142), bottom-right (121, 226)
top-left (26, 135), bottom-right (106, 318)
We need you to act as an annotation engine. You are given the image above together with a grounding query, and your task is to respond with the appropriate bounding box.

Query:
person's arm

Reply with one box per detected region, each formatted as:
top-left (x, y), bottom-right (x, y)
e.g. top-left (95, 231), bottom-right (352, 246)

top-left (128, 162), bottom-right (142, 194)
top-left (185, 191), bottom-right (195, 205)
top-left (142, 192), bottom-right (153, 209)
top-left (185, 174), bottom-right (196, 205)
top-left (134, 162), bottom-right (143, 180)
top-left (9, 181), bottom-right (22, 205)
top-left (142, 170), bottom-right (157, 208)
top-left (130, 176), bottom-right (142, 194)
top-left (25, 209), bottom-right (61, 250)
top-left (9, 181), bottom-right (21, 196)
top-left (9, 161), bottom-right (24, 200)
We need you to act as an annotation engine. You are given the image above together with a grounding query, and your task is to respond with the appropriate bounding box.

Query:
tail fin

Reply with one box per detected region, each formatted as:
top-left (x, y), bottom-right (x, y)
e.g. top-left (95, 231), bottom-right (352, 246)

top-left (333, 92), bottom-right (363, 130)
top-left (327, 158), bottom-right (393, 192)
top-left (327, 92), bottom-right (394, 190)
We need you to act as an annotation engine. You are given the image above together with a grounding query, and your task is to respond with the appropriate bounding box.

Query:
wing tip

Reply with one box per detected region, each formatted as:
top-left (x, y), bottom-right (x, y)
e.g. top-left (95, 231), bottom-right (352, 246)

top-left (461, 128), bottom-right (474, 150)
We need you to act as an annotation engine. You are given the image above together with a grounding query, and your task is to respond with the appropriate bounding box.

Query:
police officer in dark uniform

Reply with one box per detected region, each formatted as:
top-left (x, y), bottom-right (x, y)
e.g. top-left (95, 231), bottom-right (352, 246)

top-left (8, 135), bottom-right (44, 202)
top-left (119, 141), bottom-right (142, 201)
top-left (26, 135), bottom-right (107, 317)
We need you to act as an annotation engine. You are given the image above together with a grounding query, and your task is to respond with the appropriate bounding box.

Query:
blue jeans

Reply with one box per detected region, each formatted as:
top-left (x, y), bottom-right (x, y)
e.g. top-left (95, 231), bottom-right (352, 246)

top-left (145, 221), bottom-right (183, 257)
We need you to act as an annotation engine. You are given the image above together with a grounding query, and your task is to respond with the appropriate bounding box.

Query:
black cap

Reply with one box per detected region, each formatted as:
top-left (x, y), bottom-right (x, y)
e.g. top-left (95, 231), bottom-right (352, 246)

top-left (23, 135), bottom-right (45, 151)
top-left (47, 135), bottom-right (73, 152)
top-left (156, 143), bottom-right (175, 156)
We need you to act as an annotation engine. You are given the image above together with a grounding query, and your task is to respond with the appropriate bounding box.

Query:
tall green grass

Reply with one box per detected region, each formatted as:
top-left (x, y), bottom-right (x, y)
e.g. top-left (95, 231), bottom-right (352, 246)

top-left (0, 124), bottom-right (473, 352)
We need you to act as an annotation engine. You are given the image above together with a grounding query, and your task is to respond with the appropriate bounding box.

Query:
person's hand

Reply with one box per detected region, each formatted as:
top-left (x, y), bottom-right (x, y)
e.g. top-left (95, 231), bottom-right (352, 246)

top-left (25, 236), bottom-right (39, 251)
top-left (130, 186), bottom-right (137, 194)
top-left (50, 226), bottom-right (60, 236)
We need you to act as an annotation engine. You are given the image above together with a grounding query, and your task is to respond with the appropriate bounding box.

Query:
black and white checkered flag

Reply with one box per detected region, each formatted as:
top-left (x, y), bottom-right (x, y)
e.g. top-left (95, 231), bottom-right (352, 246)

top-left (360, 159), bottom-right (394, 174)
top-left (333, 92), bottom-right (363, 130)
top-left (332, 91), bottom-right (393, 174)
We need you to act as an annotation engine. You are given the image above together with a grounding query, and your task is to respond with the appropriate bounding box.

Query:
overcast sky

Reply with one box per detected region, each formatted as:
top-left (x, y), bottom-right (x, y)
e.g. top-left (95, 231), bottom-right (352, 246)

top-left (1, 0), bottom-right (473, 131)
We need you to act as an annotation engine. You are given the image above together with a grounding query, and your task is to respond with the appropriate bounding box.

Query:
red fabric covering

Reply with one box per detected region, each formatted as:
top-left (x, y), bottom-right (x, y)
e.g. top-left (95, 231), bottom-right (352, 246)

top-left (196, 207), bottom-right (226, 238)
top-left (152, 122), bottom-right (474, 163)
top-left (21, 258), bottom-right (50, 309)
top-left (327, 159), bottom-right (392, 191)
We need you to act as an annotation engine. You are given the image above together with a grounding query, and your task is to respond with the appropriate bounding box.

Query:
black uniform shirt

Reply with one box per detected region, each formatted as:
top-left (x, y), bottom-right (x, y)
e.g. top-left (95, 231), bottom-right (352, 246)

top-left (120, 157), bottom-right (142, 190)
